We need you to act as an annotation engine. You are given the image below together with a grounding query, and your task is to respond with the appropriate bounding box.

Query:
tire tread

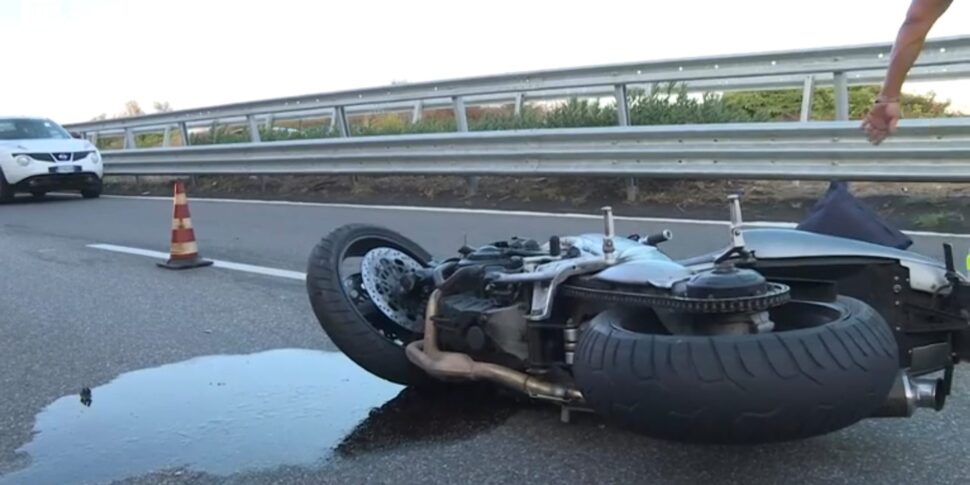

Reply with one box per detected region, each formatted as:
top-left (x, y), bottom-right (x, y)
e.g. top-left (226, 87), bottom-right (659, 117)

top-left (572, 296), bottom-right (899, 444)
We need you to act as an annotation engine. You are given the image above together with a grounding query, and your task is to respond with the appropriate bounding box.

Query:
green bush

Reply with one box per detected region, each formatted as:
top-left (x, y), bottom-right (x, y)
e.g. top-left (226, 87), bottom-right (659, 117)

top-left (628, 83), bottom-right (764, 125)
top-left (469, 106), bottom-right (545, 131)
top-left (352, 113), bottom-right (457, 136)
top-left (722, 84), bottom-right (956, 121)
top-left (543, 98), bottom-right (617, 128)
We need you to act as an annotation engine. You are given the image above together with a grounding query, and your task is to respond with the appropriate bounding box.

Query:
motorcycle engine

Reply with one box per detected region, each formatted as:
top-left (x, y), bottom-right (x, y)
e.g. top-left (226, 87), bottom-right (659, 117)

top-left (435, 295), bottom-right (528, 362)
top-left (433, 238), bottom-right (540, 364)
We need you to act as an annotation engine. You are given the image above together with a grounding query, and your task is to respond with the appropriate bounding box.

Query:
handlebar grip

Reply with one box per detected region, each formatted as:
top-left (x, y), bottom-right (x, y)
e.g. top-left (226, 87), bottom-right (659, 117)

top-left (644, 230), bottom-right (672, 246)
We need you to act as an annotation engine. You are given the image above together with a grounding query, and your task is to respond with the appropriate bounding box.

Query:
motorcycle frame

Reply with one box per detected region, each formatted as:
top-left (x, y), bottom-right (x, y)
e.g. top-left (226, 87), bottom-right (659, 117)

top-left (749, 256), bottom-right (970, 372)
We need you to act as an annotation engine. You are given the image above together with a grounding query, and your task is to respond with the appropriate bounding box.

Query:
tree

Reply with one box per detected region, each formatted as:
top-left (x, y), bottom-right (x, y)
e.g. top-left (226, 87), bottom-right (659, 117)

top-left (153, 101), bottom-right (173, 113)
top-left (119, 100), bottom-right (144, 118)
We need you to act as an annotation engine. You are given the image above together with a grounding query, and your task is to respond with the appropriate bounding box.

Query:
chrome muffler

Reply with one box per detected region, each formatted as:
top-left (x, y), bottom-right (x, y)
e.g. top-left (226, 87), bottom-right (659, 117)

top-left (871, 370), bottom-right (946, 417)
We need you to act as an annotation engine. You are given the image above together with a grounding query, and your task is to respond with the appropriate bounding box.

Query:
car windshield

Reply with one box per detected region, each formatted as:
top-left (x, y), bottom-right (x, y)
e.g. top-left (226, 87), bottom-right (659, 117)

top-left (0, 118), bottom-right (72, 140)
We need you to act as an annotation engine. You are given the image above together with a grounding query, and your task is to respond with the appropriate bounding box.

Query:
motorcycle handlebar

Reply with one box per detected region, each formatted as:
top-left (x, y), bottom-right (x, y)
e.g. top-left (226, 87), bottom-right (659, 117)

top-left (644, 230), bottom-right (673, 246)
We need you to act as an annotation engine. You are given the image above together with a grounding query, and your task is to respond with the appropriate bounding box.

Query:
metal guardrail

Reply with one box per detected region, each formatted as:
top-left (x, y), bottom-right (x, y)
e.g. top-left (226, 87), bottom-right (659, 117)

top-left (101, 118), bottom-right (970, 182)
top-left (67, 35), bottom-right (970, 145)
top-left (82, 63), bottom-right (970, 137)
top-left (73, 35), bottom-right (970, 188)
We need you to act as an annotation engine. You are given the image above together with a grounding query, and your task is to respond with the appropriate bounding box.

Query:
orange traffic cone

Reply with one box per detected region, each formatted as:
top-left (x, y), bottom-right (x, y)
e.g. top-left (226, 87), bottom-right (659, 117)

top-left (157, 180), bottom-right (213, 270)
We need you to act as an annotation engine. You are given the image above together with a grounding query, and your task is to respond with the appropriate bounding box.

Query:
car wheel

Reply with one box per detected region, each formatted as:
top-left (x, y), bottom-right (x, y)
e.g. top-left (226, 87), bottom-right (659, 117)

top-left (0, 169), bottom-right (14, 202)
top-left (31, 191), bottom-right (47, 199)
top-left (81, 188), bottom-right (101, 199)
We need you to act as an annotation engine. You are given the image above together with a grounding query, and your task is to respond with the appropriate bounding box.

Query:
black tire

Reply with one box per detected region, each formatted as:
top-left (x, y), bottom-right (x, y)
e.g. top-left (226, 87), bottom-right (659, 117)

top-left (81, 188), bottom-right (101, 199)
top-left (572, 296), bottom-right (899, 444)
top-left (0, 169), bottom-right (14, 202)
top-left (306, 223), bottom-right (436, 386)
top-left (31, 191), bottom-right (47, 198)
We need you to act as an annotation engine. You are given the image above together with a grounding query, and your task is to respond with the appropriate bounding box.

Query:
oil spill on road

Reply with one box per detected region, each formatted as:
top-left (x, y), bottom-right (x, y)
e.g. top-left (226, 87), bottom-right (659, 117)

top-left (1, 348), bottom-right (524, 485)
top-left (334, 382), bottom-right (528, 457)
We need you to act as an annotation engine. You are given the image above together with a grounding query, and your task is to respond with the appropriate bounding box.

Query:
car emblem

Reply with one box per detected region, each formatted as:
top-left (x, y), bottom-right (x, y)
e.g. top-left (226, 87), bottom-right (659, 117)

top-left (57, 153), bottom-right (69, 160)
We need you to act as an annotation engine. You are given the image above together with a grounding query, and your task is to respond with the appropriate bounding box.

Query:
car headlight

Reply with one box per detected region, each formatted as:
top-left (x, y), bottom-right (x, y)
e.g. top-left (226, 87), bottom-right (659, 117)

top-left (15, 155), bottom-right (31, 167)
top-left (91, 152), bottom-right (101, 164)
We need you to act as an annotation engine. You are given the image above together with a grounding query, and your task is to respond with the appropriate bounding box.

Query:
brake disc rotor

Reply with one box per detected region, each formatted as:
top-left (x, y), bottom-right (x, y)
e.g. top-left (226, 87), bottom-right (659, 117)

top-left (359, 247), bottom-right (425, 332)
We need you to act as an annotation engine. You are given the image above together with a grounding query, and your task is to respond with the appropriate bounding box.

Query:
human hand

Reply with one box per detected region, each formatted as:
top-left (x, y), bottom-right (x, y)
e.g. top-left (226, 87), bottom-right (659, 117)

top-left (861, 98), bottom-right (902, 145)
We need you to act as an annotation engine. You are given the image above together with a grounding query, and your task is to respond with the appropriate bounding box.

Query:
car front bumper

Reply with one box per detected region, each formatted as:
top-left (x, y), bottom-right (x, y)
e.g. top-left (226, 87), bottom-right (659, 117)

top-left (2, 155), bottom-right (103, 186)
top-left (13, 172), bottom-right (103, 192)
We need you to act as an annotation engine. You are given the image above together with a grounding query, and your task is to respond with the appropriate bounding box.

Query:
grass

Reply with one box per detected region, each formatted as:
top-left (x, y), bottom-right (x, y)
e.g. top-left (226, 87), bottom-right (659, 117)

top-left (912, 211), bottom-right (966, 230)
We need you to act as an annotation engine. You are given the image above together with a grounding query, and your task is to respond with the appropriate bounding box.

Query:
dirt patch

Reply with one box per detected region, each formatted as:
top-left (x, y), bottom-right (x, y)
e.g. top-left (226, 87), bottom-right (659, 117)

top-left (104, 175), bottom-right (970, 234)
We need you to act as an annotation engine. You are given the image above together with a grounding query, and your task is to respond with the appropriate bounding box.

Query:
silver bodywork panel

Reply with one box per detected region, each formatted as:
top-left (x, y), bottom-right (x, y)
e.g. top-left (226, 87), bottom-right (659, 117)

top-left (551, 229), bottom-right (956, 294)
top-left (558, 234), bottom-right (673, 263)
top-left (592, 260), bottom-right (693, 288)
top-left (718, 229), bottom-right (958, 293)
top-left (558, 234), bottom-right (689, 289)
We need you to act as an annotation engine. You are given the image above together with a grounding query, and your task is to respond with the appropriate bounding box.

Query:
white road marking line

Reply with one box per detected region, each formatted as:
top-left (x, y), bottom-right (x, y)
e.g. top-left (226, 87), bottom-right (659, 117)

top-left (97, 193), bottom-right (970, 239)
top-left (87, 243), bottom-right (306, 281)
top-left (93, 194), bottom-right (796, 227)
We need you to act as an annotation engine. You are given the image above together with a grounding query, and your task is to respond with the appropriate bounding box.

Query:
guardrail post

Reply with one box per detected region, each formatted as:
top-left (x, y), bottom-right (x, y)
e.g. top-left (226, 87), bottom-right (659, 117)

top-left (210, 121), bottom-right (219, 143)
top-left (615, 84), bottom-right (630, 127)
top-left (800, 75), bottom-right (815, 122)
top-left (834, 71), bottom-right (850, 121)
top-left (264, 115), bottom-right (275, 130)
top-left (514, 93), bottom-right (525, 116)
top-left (179, 122), bottom-right (190, 146)
top-left (247, 115), bottom-right (261, 142)
top-left (453, 96), bottom-right (469, 132)
top-left (614, 84), bottom-right (637, 201)
top-left (162, 126), bottom-right (171, 147)
top-left (411, 101), bottom-right (423, 123)
top-left (333, 106), bottom-right (349, 137)
top-left (452, 96), bottom-right (477, 195)
top-left (124, 128), bottom-right (136, 149)
top-left (90, 133), bottom-right (99, 147)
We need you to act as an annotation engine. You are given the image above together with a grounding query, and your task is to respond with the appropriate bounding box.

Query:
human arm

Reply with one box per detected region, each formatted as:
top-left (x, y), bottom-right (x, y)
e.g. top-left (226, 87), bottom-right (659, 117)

top-left (862, 0), bottom-right (953, 144)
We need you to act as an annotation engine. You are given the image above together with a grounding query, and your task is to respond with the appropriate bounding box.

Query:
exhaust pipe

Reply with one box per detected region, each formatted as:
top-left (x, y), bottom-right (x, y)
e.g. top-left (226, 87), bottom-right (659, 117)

top-left (872, 370), bottom-right (946, 417)
top-left (405, 290), bottom-right (584, 403)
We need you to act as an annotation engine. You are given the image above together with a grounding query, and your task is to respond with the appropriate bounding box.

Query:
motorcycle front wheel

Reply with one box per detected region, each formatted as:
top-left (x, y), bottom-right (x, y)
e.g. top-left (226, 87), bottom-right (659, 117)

top-left (306, 223), bottom-right (435, 386)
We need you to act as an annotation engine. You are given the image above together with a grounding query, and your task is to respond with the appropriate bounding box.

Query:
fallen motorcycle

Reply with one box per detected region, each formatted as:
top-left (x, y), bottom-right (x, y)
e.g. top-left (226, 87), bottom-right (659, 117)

top-left (305, 196), bottom-right (970, 444)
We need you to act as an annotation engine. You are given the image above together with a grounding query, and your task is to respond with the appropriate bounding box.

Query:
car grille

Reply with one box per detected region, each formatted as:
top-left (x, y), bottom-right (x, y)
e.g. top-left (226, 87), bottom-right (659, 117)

top-left (21, 152), bottom-right (93, 163)
top-left (25, 153), bottom-right (55, 162)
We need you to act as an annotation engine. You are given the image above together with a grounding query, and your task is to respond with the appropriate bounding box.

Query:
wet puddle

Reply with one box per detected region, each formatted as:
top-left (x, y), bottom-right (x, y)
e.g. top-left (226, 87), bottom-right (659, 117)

top-left (2, 349), bottom-right (523, 485)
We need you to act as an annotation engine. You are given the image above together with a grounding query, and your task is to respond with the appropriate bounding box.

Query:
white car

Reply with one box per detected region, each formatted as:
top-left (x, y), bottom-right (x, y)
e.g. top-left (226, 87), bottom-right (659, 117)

top-left (0, 116), bottom-right (104, 200)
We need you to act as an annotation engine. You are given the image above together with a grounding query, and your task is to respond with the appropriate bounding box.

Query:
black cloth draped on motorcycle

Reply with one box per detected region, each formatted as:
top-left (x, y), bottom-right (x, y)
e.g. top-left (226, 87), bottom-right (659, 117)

top-left (797, 181), bottom-right (913, 250)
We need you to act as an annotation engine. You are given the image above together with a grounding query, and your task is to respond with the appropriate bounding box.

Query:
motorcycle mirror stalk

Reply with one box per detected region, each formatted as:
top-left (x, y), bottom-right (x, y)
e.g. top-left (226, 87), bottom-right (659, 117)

top-left (601, 206), bottom-right (617, 264)
top-left (714, 194), bottom-right (755, 265)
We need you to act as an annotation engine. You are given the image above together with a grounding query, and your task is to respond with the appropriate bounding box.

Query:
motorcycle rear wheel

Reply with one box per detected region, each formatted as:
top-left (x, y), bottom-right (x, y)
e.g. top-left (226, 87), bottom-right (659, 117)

top-left (572, 296), bottom-right (899, 444)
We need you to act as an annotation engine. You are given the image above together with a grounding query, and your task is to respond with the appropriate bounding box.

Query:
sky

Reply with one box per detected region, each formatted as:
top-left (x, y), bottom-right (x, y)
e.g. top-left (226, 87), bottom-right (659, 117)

top-left (2, 0), bottom-right (969, 124)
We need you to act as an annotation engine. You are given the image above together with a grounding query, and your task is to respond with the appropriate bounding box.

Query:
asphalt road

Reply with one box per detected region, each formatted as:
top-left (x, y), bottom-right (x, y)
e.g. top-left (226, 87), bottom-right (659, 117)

top-left (2, 194), bottom-right (970, 485)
